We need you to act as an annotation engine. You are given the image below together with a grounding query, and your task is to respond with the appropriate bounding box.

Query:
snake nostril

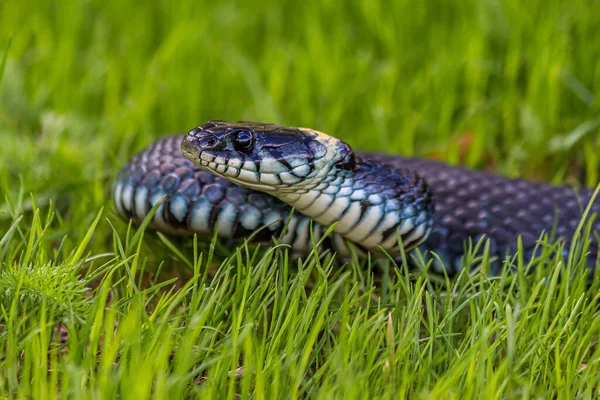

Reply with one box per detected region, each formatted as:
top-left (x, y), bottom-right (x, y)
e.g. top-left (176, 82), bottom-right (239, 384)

top-left (204, 137), bottom-right (217, 148)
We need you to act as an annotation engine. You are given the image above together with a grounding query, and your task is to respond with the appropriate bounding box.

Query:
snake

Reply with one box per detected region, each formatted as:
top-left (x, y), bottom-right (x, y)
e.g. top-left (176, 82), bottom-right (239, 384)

top-left (113, 120), bottom-right (600, 275)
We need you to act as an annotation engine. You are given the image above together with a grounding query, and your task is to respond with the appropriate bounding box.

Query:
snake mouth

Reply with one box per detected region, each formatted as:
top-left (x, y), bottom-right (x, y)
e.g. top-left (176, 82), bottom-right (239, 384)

top-left (198, 158), bottom-right (277, 192)
top-left (181, 135), bottom-right (277, 192)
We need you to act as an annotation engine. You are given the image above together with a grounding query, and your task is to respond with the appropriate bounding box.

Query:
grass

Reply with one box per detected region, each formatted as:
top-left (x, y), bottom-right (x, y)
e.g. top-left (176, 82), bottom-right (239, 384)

top-left (1, 0), bottom-right (600, 397)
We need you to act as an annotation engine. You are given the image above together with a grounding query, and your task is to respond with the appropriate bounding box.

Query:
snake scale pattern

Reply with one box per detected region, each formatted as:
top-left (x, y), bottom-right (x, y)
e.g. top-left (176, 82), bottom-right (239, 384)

top-left (113, 121), bottom-right (600, 275)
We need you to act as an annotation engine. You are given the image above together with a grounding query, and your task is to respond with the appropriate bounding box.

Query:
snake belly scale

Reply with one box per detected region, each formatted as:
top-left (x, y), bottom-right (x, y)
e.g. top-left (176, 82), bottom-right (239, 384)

top-left (113, 121), bottom-right (600, 275)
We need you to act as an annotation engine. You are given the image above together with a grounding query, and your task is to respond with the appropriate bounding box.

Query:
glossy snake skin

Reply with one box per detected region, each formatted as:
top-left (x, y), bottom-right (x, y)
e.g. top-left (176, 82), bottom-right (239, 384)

top-left (114, 122), bottom-right (600, 275)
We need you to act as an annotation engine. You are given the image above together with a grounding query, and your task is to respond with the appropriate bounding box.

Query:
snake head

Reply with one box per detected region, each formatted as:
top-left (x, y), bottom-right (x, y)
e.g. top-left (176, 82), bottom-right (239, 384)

top-left (182, 120), bottom-right (356, 192)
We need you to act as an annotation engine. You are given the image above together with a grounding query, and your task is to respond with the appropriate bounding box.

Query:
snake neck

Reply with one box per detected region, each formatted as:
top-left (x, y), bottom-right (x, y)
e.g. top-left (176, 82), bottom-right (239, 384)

top-left (276, 159), bottom-right (435, 255)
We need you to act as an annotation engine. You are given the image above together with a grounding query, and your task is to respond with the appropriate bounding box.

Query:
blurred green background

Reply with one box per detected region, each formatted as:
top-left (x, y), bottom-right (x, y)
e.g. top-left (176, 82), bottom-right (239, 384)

top-left (1, 0), bottom-right (599, 229)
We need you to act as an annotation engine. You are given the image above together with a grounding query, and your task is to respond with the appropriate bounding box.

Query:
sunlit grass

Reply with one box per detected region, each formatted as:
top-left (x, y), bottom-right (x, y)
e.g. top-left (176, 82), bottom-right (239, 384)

top-left (2, 201), bottom-right (600, 398)
top-left (1, 0), bottom-right (600, 397)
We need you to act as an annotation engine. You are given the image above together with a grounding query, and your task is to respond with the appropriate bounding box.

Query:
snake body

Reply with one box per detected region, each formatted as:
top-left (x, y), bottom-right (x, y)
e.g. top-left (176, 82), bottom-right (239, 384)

top-left (114, 121), bottom-right (600, 275)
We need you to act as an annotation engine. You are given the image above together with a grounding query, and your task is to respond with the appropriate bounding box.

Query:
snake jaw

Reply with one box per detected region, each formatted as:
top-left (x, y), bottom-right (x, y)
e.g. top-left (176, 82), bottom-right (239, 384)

top-left (182, 138), bottom-right (276, 192)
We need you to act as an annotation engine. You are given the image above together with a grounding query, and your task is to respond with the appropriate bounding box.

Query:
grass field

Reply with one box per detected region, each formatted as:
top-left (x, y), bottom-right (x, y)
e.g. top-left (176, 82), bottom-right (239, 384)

top-left (1, 0), bottom-right (600, 397)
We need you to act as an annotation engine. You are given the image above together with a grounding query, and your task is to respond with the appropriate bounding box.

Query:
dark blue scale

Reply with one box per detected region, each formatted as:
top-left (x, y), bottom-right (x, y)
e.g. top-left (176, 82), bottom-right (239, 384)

top-left (114, 135), bottom-right (600, 276)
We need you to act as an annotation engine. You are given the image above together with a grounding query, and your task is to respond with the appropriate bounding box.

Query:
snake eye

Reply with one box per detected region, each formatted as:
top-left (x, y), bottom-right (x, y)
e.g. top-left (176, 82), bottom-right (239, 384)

top-left (233, 130), bottom-right (255, 153)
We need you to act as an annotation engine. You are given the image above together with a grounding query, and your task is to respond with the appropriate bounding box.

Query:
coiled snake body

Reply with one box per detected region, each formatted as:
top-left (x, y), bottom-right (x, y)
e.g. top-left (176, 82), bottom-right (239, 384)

top-left (114, 121), bottom-right (600, 275)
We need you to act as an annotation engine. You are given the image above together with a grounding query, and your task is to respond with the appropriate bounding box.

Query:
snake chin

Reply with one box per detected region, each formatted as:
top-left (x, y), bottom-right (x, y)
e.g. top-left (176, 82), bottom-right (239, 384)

top-left (197, 160), bottom-right (277, 193)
